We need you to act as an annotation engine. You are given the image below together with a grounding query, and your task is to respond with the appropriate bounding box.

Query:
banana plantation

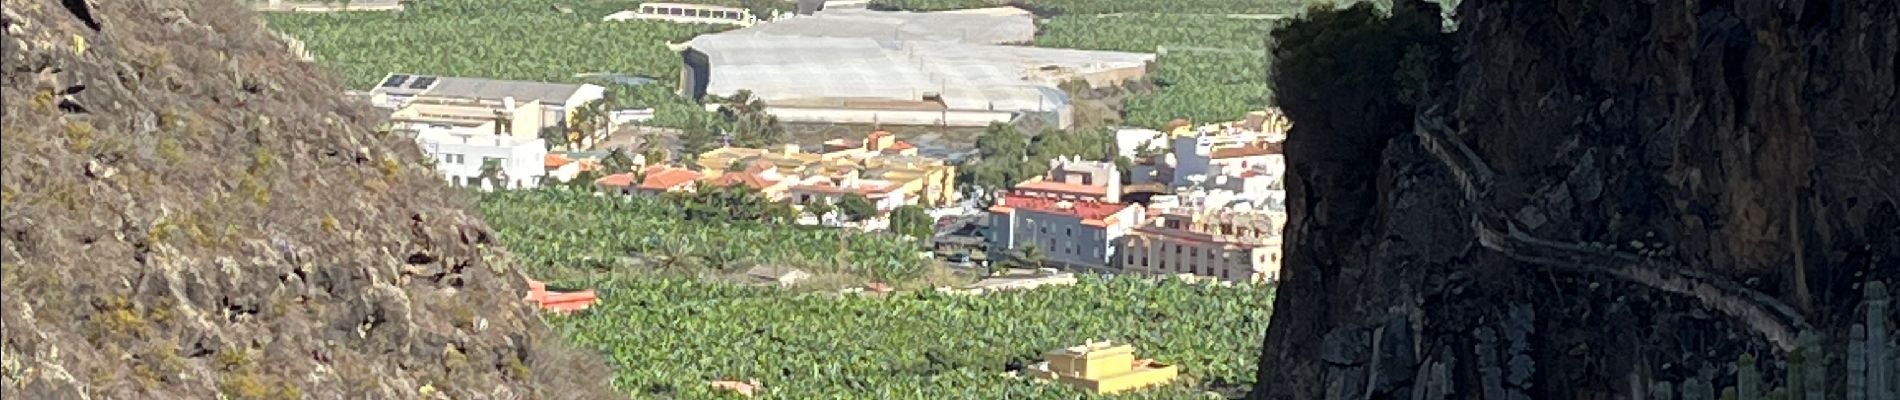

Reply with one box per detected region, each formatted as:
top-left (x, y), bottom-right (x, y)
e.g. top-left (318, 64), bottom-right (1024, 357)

top-left (477, 189), bottom-right (927, 286)
top-left (550, 275), bottom-right (1276, 399)
top-left (265, 0), bottom-right (728, 89)
top-left (1035, 14), bottom-right (1274, 128)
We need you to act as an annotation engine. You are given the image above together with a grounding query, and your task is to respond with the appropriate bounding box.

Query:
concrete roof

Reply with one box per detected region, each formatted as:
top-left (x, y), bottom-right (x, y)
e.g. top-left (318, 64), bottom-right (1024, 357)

top-left (729, 8), bottom-right (1035, 44)
top-left (681, 8), bottom-right (1148, 113)
top-left (370, 73), bottom-right (593, 105)
top-left (426, 77), bottom-right (590, 105)
top-left (687, 35), bottom-right (1137, 111)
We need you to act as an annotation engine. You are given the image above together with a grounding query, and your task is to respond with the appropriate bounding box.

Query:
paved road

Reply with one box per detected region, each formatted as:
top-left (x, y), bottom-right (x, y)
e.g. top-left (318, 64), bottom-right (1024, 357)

top-left (1410, 106), bottom-right (1810, 352)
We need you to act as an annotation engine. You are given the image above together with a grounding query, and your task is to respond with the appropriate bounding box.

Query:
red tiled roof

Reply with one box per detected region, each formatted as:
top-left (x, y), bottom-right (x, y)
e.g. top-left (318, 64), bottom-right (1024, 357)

top-left (545, 154), bottom-right (572, 168)
top-left (595, 173), bottom-right (636, 187)
top-left (987, 194), bottom-right (1132, 226)
top-left (886, 141), bottom-right (914, 151)
top-left (1014, 180), bottom-right (1110, 197)
top-left (639, 166), bottom-right (702, 190)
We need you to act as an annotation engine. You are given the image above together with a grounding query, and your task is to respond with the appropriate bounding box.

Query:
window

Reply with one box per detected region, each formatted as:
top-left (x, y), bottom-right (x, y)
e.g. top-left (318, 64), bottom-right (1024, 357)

top-left (1174, 245), bottom-right (1181, 255)
top-left (465, 177), bottom-right (482, 187)
top-left (1065, 228), bottom-right (1072, 237)
top-left (1190, 247), bottom-right (1198, 258)
top-left (1081, 175), bottom-right (1093, 185)
top-left (444, 153), bottom-right (466, 165)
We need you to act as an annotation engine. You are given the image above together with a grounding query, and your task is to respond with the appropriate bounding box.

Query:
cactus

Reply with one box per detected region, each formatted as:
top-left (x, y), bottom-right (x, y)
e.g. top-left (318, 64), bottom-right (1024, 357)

top-left (1738, 353), bottom-right (1761, 400)
top-left (1656, 381), bottom-right (1678, 400)
top-left (1724, 387), bottom-right (1739, 400)
top-left (1787, 339), bottom-right (1809, 400)
top-left (1684, 374), bottom-right (1713, 400)
top-left (1852, 324), bottom-right (1868, 400)
top-left (1866, 281), bottom-right (1891, 400)
top-left (1800, 332), bottom-right (1825, 400)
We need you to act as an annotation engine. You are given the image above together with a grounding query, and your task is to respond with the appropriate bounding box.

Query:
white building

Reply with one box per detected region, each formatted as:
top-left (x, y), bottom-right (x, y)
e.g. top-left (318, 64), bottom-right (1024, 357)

top-left (413, 130), bottom-right (548, 191)
top-left (1166, 124), bottom-right (1284, 188)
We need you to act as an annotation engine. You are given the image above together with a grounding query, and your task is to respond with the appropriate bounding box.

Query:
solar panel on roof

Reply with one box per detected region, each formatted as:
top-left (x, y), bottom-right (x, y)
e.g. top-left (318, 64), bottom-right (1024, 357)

top-left (408, 76), bottom-right (438, 89)
top-left (379, 74), bottom-right (410, 88)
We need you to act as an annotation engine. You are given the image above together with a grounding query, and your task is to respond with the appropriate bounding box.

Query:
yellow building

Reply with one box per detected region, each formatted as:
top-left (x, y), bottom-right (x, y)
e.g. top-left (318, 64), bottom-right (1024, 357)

top-left (1028, 340), bottom-right (1178, 395)
top-left (691, 131), bottom-right (960, 207)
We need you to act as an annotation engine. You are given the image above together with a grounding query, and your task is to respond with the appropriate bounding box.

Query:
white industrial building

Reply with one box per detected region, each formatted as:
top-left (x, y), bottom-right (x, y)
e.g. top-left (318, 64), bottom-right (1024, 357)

top-left (413, 130), bottom-right (548, 191)
top-left (672, 8), bottom-right (1152, 129)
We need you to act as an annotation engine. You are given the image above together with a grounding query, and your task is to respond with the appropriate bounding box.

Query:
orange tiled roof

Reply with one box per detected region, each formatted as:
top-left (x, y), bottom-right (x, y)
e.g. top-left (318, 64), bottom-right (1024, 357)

top-left (987, 194), bottom-right (1132, 227)
top-left (595, 173), bottom-right (636, 188)
top-left (640, 166), bottom-right (702, 190)
top-left (545, 154), bottom-right (573, 168)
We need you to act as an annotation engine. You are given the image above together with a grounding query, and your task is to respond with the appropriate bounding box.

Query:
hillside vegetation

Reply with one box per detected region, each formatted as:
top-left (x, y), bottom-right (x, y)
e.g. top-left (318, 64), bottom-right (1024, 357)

top-left (0, 0), bottom-right (612, 398)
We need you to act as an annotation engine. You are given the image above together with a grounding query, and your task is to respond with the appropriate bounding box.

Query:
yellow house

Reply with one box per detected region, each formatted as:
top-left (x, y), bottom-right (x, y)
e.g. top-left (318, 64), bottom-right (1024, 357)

top-left (1028, 340), bottom-right (1178, 395)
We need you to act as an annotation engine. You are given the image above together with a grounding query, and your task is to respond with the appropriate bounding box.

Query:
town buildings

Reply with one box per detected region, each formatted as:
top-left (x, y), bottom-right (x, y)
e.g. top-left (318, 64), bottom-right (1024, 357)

top-left (1120, 199), bottom-right (1286, 284)
top-left (693, 130), bottom-right (959, 208)
top-left (1110, 108), bottom-right (1293, 283)
top-left (986, 157), bottom-right (1143, 269)
top-left (412, 129), bottom-right (547, 190)
top-left (371, 73), bottom-right (607, 146)
top-left (594, 165), bottom-right (703, 196)
top-left (1027, 341), bottom-right (1178, 395)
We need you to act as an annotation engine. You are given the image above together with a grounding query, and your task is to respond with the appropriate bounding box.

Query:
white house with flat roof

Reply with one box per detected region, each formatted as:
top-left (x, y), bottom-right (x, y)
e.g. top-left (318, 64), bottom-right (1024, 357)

top-left (413, 130), bottom-right (548, 191)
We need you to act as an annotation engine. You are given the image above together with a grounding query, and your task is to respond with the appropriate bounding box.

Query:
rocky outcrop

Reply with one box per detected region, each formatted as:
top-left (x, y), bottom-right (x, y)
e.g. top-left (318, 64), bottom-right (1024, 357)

top-left (0, 0), bottom-right (613, 398)
top-left (1254, 0), bottom-right (1898, 398)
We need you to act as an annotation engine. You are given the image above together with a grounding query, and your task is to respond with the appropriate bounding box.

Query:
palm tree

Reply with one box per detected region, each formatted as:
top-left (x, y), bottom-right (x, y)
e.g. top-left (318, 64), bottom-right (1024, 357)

top-left (539, 125), bottom-right (568, 151)
top-left (478, 158), bottom-right (506, 191)
top-left (805, 199), bottom-right (834, 224)
top-left (1016, 244), bottom-right (1043, 270)
top-left (601, 148), bottom-right (637, 174)
top-left (567, 109), bottom-right (596, 149)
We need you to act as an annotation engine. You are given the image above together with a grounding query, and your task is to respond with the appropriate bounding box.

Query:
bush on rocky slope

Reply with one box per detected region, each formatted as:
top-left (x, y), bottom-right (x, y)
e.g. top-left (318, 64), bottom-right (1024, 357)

top-left (0, 0), bottom-right (614, 398)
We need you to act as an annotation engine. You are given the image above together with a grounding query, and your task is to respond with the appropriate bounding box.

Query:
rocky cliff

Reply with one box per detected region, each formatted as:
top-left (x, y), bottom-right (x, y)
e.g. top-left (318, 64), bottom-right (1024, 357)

top-left (1254, 0), bottom-right (1898, 398)
top-left (0, 0), bottom-right (613, 398)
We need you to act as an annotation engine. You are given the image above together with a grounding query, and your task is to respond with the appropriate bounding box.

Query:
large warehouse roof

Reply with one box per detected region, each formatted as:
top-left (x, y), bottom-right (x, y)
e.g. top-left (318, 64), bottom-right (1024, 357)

top-left (684, 10), bottom-right (1151, 113)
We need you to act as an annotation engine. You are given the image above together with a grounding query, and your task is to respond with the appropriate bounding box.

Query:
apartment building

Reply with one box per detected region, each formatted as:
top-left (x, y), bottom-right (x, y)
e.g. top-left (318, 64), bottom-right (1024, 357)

top-left (987, 157), bottom-right (1142, 269)
top-left (1120, 204), bottom-right (1286, 284)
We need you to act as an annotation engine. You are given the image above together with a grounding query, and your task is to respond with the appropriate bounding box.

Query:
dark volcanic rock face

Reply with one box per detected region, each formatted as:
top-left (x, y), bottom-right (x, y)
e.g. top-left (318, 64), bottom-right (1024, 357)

top-left (1254, 0), bottom-right (1898, 399)
top-left (0, 0), bottom-right (613, 398)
